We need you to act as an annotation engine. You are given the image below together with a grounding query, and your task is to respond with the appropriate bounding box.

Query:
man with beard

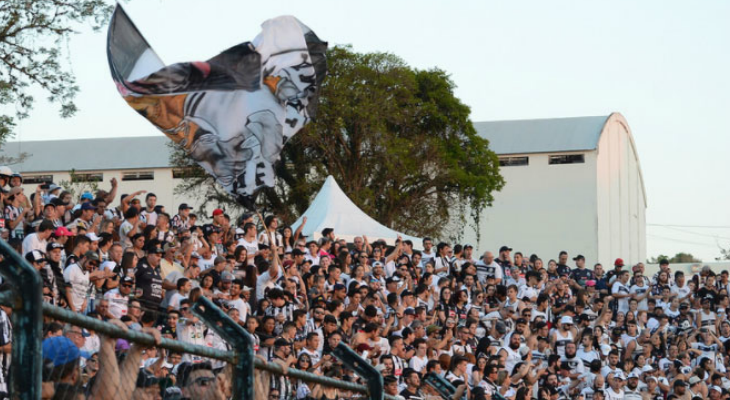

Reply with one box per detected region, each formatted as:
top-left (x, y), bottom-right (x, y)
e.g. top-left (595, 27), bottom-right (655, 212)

top-left (561, 342), bottom-right (585, 379)
top-left (505, 318), bottom-right (528, 345)
top-left (305, 304), bottom-right (325, 334)
top-left (496, 245), bottom-right (513, 276)
top-left (400, 369), bottom-right (422, 400)
top-left (623, 372), bottom-right (642, 400)
top-left (498, 333), bottom-right (522, 374)
top-left (63, 251), bottom-right (100, 313)
top-left (601, 350), bottom-right (621, 378)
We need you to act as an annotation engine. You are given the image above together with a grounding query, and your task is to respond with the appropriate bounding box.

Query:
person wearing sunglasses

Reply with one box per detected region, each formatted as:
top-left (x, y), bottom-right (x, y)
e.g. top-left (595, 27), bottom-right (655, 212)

top-left (177, 361), bottom-right (229, 400)
top-left (63, 250), bottom-right (100, 313)
top-left (104, 276), bottom-right (135, 319)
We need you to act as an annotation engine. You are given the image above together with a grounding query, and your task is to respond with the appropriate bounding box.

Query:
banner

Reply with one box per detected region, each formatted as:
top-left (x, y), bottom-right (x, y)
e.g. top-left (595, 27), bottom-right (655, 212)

top-left (107, 6), bottom-right (327, 205)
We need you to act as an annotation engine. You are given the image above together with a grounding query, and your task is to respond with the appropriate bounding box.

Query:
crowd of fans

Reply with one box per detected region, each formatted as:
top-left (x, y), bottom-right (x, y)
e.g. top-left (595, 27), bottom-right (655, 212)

top-left (0, 169), bottom-right (729, 400)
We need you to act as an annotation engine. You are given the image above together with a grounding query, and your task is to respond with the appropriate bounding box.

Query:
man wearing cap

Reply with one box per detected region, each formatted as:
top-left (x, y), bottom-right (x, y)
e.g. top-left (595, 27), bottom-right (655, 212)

top-left (605, 371), bottom-right (625, 399)
top-left (44, 242), bottom-right (67, 304)
top-left (104, 276), bottom-right (134, 319)
top-left (496, 245), bottom-right (513, 272)
top-left (605, 258), bottom-right (625, 285)
top-left (21, 219), bottom-right (55, 256)
top-left (171, 203), bottom-right (193, 230)
top-left (63, 250), bottom-right (100, 312)
top-left (709, 384), bottom-right (723, 400)
top-left (70, 202), bottom-right (101, 234)
top-left (569, 254), bottom-right (594, 288)
top-left (624, 372), bottom-right (642, 399)
top-left (41, 336), bottom-right (85, 397)
top-left (134, 246), bottom-right (165, 312)
top-left (270, 339), bottom-right (296, 398)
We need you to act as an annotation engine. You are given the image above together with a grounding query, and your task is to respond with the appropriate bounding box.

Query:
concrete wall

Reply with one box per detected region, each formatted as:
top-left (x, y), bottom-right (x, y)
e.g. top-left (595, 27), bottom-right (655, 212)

top-left (595, 114), bottom-right (647, 268)
top-left (462, 151), bottom-right (599, 262)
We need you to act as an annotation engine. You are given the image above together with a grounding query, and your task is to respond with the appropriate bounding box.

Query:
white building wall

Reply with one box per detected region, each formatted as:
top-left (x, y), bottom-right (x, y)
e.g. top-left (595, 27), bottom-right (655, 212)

top-left (18, 168), bottom-right (208, 216)
top-left (463, 152), bottom-right (599, 262)
top-left (595, 114), bottom-right (647, 267)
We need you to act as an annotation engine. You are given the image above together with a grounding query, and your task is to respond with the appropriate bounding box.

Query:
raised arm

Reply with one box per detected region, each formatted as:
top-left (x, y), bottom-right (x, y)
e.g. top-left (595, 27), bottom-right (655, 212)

top-left (104, 178), bottom-right (118, 204)
top-left (293, 216), bottom-right (307, 244)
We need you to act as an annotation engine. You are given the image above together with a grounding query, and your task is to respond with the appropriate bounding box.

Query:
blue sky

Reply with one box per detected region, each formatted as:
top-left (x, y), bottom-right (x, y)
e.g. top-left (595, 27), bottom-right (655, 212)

top-left (10, 0), bottom-right (730, 261)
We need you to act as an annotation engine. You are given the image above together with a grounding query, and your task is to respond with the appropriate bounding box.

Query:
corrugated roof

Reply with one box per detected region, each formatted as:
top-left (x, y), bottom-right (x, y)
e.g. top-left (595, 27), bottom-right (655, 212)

top-left (0, 115), bottom-right (612, 172)
top-left (473, 115), bottom-right (610, 155)
top-left (0, 136), bottom-right (173, 173)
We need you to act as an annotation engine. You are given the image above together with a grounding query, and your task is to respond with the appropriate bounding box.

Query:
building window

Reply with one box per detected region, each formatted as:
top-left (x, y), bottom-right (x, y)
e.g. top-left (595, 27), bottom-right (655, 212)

top-left (549, 154), bottom-right (585, 165)
top-left (122, 171), bottom-right (154, 181)
top-left (71, 173), bottom-right (103, 183)
top-left (23, 175), bottom-right (53, 184)
top-left (172, 167), bottom-right (205, 179)
top-left (499, 156), bottom-right (529, 167)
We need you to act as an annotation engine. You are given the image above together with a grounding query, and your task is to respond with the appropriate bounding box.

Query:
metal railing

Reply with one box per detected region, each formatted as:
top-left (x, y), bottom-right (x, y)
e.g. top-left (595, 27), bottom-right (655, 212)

top-left (0, 240), bottom-right (397, 400)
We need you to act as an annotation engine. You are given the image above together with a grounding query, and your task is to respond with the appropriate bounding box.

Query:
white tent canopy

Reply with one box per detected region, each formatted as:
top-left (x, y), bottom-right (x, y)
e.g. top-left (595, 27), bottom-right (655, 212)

top-left (290, 176), bottom-right (422, 248)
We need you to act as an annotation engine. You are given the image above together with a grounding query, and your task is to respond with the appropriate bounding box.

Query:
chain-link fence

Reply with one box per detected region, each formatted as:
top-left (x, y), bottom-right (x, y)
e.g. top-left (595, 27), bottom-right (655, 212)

top-left (0, 240), bottom-right (414, 400)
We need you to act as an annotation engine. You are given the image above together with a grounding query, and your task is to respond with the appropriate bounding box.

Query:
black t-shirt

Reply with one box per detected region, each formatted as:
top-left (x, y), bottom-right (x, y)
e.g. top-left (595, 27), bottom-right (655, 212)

top-left (556, 264), bottom-right (571, 277)
top-left (134, 258), bottom-right (163, 308)
top-left (697, 287), bottom-right (717, 303)
top-left (570, 268), bottom-right (594, 284)
top-left (400, 388), bottom-right (422, 400)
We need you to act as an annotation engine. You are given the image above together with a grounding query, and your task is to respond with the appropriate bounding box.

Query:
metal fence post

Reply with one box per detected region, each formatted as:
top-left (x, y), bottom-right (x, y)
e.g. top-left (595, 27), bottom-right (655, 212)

top-left (0, 240), bottom-right (42, 400)
top-left (332, 342), bottom-right (384, 400)
top-left (192, 296), bottom-right (254, 400)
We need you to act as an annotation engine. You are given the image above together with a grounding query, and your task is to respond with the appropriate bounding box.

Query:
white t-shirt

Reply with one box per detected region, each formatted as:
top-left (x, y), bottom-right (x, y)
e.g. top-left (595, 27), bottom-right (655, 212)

top-left (168, 292), bottom-right (187, 310)
top-left (671, 283), bottom-right (691, 299)
top-left (21, 233), bottom-right (47, 256)
top-left (198, 256), bottom-right (215, 272)
top-left (612, 281), bottom-right (630, 313)
top-left (63, 264), bottom-right (89, 312)
top-left (409, 355), bottom-right (428, 373)
top-left (227, 297), bottom-right (249, 321)
top-left (476, 260), bottom-right (503, 284)
top-left (256, 271), bottom-right (277, 300)
top-left (629, 284), bottom-right (649, 311)
top-left (119, 220), bottom-right (136, 249)
top-left (237, 237), bottom-right (259, 265)
top-left (104, 289), bottom-right (128, 319)
top-left (141, 209), bottom-right (157, 227)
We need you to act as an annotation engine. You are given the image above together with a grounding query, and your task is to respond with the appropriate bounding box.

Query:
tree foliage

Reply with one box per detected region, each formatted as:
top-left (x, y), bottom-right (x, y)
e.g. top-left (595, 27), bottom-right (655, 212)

top-left (648, 252), bottom-right (702, 264)
top-left (172, 45), bottom-right (504, 239)
top-left (0, 0), bottom-right (114, 142)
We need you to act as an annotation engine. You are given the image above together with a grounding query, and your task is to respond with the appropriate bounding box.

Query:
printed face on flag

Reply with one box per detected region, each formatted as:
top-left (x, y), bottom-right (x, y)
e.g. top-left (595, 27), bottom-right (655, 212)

top-left (107, 6), bottom-right (327, 207)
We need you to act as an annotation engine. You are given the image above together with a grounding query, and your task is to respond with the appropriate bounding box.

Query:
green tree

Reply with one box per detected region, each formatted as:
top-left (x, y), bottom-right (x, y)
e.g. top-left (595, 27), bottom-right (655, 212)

top-left (648, 252), bottom-right (702, 264)
top-left (173, 46), bottom-right (504, 239)
top-left (0, 0), bottom-right (114, 142)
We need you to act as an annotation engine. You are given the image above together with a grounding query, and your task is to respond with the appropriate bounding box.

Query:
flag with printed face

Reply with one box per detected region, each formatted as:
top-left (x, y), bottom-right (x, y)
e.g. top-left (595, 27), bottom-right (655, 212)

top-left (107, 5), bottom-right (327, 207)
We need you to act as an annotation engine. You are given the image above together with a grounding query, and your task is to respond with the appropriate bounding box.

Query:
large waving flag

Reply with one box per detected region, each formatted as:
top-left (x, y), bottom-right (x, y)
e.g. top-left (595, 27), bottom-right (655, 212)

top-left (107, 6), bottom-right (327, 207)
